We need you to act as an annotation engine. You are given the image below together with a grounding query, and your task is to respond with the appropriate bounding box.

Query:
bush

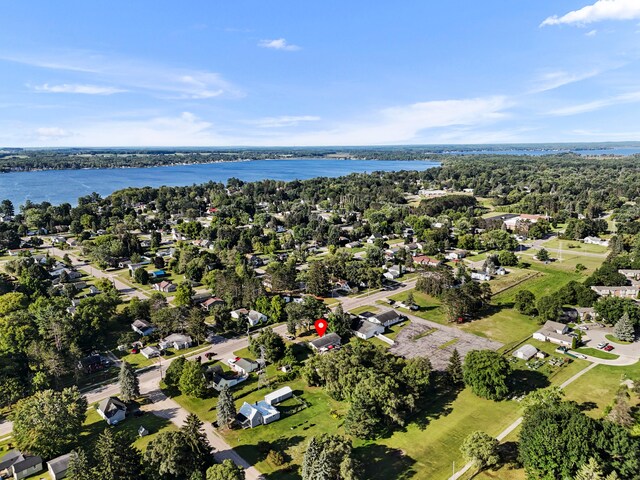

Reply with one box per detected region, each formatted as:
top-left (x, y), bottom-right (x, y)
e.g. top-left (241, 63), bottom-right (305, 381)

top-left (267, 450), bottom-right (286, 466)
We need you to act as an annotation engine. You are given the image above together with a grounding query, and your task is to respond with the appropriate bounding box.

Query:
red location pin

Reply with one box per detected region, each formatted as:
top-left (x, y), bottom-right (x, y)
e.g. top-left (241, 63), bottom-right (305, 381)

top-left (314, 318), bottom-right (328, 337)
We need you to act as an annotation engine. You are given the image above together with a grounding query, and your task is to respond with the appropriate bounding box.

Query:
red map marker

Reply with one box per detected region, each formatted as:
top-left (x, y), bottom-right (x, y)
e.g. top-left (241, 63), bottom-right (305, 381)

top-left (314, 318), bottom-right (328, 337)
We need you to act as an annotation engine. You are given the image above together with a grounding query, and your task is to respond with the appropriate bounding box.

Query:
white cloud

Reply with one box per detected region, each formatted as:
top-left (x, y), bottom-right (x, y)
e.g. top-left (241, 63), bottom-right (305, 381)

top-left (32, 83), bottom-right (125, 95)
top-left (548, 90), bottom-right (640, 115)
top-left (258, 38), bottom-right (301, 51)
top-left (530, 70), bottom-right (601, 93)
top-left (541, 0), bottom-right (640, 26)
top-left (36, 127), bottom-right (71, 138)
top-left (586, 29), bottom-right (598, 36)
top-left (250, 115), bottom-right (320, 128)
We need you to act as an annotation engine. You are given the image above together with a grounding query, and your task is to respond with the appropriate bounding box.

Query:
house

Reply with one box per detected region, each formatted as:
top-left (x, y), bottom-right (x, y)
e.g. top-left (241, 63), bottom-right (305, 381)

top-left (205, 364), bottom-right (248, 391)
top-left (353, 319), bottom-right (385, 340)
top-left (369, 310), bottom-right (403, 327)
top-left (127, 263), bottom-right (144, 274)
top-left (503, 214), bottom-right (549, 230)
top-left (264, 386), bottom-right (293, 405)
top-left (246, 254), bottom-right (263, 267)
top-left (413, 255), bottom-right (442, 268)
top-left (138, 426), bottom-right (149, 437)
top-left (87, 285), bottom-right (100, 295)
top-left (583, 236), bottom-right (609, 247)
top-left (131, 319), bottom-right (156, 336)
top-left (77, 354), bottom-right (110, 374)
top-left (445, 249), bottom-right (467, 261)
top-left (345, 241), bottom-right (362, 249)
top-left (97, 397), bottom-right (127, 425)
top-left (0, 451), bottom-right (43, 480)
top-left (154, 280), bottom-right (176, 293)
top-left (309, 332), bottom-right (342, 353)
top-left (230, 308), bottom-right (249, 319)
top-left (228, 357), bottom-right (259, 375)
top-left (532, 321), bottom-right (573, 347)
top-left (66, 238), bottom-right (78, 247)
top-left (575, 307), bottom-right (597, 321)
top-left (141, 346), bottom-right (161, 359)
top-left (237, 401), bottom-right (280, 428)
top-left (513, 344), bottom-right (538, 361)
top-left (201, 297), bottom-right (224, 311)
top-left (418, 189), bottom-right (448, 197)
top-left (619, 269), bottom-right (640, 281)
top-left (335, 279), bottom-right (352, 292)
top-left (247, 310), bottom-right (268, 327)
top-left (384, 270), bottom-right (400, 280)
top-left (159, 334), bottom-right (192, 350)
top-left (47, 452), bottom-right (75, 480)
top-left (591, 286), bottom-right (640, 298)
top-left (471, 271), bottom-right (491, 281)
top-left (367, 233), bottom-right (383, 244)
top-left (495, 266), bottom-right (507, 276)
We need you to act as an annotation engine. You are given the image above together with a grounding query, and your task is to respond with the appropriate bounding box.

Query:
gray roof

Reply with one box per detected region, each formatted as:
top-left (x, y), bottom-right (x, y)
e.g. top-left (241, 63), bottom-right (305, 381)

top-left (12, 455), bottom-right (43, 473)
top-left (514, 344), bottom-right (538, 359)
top-left (543, 320), bottom-right (567, 332)
top-left (309, 332), bottom-right (341, 349)
top-left (0, 450), bottom-right (24, 471)
top-left (374, 310), bottom-right (400, 323)
top-left (47, 453), bottom-right (75, 475)
top-left (234, 358), bottom-right (258, 372)
top-left (353, 320), bottom-right (384, 337)
top-left (98, 397), bottom-right (127, 418)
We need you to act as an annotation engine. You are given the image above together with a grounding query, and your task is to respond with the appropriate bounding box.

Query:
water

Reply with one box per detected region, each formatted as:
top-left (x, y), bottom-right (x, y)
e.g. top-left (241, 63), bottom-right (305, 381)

top-left (0, 158), bottom-right (440, 206)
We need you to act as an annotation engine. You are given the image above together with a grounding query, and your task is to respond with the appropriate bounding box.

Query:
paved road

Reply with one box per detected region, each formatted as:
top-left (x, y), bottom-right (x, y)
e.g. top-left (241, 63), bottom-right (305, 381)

top-left (449, 362), bottom-right (599, 480)
top-left (338, 277), bottom-right (418, 312)
top-left (48, 246), bottom-right (150, 300)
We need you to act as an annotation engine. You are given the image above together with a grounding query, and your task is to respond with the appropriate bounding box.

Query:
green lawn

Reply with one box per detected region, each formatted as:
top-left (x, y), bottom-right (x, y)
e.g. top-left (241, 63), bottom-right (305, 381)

top-left (541, 237), bottom-right (609, 254)
top-left (605, 334), bottom-right (633, 345)
top-left (389, 290), bottom-right (448, 325)
top-left (460, 308), bottom-right (540, 346)
top-left (349, 304), bottom-right (380, 315)
top-left (575, 347), bottom-right (619, 360)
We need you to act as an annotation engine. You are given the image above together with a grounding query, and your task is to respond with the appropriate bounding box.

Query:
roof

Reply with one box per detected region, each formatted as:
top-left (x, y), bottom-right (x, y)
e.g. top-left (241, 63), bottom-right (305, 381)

top-left (513, 344), bottom-right (538, 359)
top-left (309, 332), bottom-right (341, 349)
top-left (234, 358), bottom-right (258, 372)
top-left (353, 319), bottom-right (384, 337)
top-left (98, 397), bottom-right (127, 418)
top-left (0, 450), bottom-right (24, 471)
top-left (202, 297), bottom-right (223, 307)
top-left (542, 320), bottom-right (567, 332)
top-left (254, 400), bottom-right (279, 418)
top-left (13, 455), bottom-right (43, 473)
top-left (163, 333), bottom-right (192, 343)
top-left (132, 319), bottom-right (153, 329)
top-left (264, 386), bottom-right (293, 405)
top-left (374, 310), bottom-right (400, 323)
top-left (413, 255), bottom-right (440, 265)
top-left (239, 402), bottom-right (260, 421)
top-left (47, 453), bottom-right (75, 475)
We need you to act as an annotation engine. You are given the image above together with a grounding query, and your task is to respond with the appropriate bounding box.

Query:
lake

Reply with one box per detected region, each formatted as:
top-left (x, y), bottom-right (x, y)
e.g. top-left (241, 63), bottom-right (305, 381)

top-left (0, 159), bottom-right (440, 206)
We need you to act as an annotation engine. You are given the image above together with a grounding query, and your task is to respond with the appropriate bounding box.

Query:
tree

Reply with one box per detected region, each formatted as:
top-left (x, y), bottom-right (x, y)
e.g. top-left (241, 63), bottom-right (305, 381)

top-left (301, 434), bottom-right (357, 480)
top-left (401, 357), bottom-right (432, 396)
top-left (460, 431), bottom-right (499, 470)
top-left (306, 261), bottom-right (330, 297)
top-left (405, 291), bottom-right (415, 306)
top-left (186, 308), bottom-right (207, 345)
top-left (497, 250), bottom-right (518, 266)
top-left (181, 414), bottom-right (212, 474)
top-left (134, 267), bottom-right (149, 285)
top-left (514, 290), bottom-right (536, 316)
top-left (574, 457), bottom-right (605, 480)
top-left (119, 361), bottom-right (140, 402)
top-left (607, 392), bottom-right (634, 427)
top-left (249, 327), bottom-right (285, 363)
top-left (537, 248), bottom-right (550, 261)
top-left (614, 312), bottom-right (635, 342)
top-left (462, 350), bottom-right (510, 400)
top-left (165, 356), bottom-right (186, 389)
top-left (145, 430), bottom-right (191, 478)
top-left (536, 295), bottom-right (563, 322)
top-left (66, 450), bottom-right (92, 480)
top-left (179, 360), bottom-right (207, 397)
top-left (11, 387), bottom-right (87, 458)
top-left (446, 349), bottom-right (464, 385)
top-left (327, 303), bottom-right (351, 337)
top-left (521, 386), bottom-right (564, 410)
top-left (175, 281), bottom-right (195, 307)
top-left (206, 459), bottom-right (245, 480)
top-left (93, 428), bottom-right (143, 480)
top-left (217, 385), bottom-right (237, 430)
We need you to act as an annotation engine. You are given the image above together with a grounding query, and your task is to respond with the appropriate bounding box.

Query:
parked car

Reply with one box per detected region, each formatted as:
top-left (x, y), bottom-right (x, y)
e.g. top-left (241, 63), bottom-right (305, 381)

top-left (603, 345), bottom-right (614, 352)
top-left (596, 342), bottom-right (608, 349)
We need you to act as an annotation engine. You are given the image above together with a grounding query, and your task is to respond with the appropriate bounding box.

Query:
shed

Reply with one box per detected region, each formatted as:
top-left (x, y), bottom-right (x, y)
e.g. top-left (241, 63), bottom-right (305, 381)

top-left (47, 452), bottom-right (75, 480)
top-left (513, 344), bottom-right (538, 361)
top-left (264, 386), bottom-right (293, 406)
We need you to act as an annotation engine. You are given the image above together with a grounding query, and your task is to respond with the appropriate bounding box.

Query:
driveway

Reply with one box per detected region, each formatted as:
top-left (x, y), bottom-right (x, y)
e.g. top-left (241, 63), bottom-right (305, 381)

top-left (578, 326), bottom-right (640, 366)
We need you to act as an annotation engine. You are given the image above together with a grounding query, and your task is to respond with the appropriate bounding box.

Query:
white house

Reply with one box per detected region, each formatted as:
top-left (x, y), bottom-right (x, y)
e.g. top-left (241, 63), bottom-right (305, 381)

top-left (153, 281), bottom-right (176, 293)
top-left (47, 453), bottom-right (75, 480)
top-left (238, 401), bottom-right (280, 428)
top-left (471, 271), bottom-right (491, 281)
top-left (353, 319), bottom-right (385, 340)
top-left (228, 357), bottom-right (259, 376)
top-left (141, 346), bottom-right (161, 359)
top-left (131, 319), bottom-right (156, 336)
top-left (247, 310), bottom-right (268, 327)
top-left (513, 344), bottom-right (538, 361)
top-left (230, 308), bottom-right (249, 319)
top-left (583, 236), bottom-right (609, 247)
top-left (309, 332), bottom-right (342, 353)
top-left (591, 286), bottom-right (640, 298)
top-left (532, 321), bottom-right (573, 347)
top-left (367, 233), bottom-right (383, 244)
top-left (159, 334), bottom-right (192, 350)
top-left (369, 310), bottom-right (403, 327)
top-left (619, 269), bottom-right (640, 281)
top-left (445, 250), bottom-right (467, 261)
top-left (97, 397), bottom-right (127, 425)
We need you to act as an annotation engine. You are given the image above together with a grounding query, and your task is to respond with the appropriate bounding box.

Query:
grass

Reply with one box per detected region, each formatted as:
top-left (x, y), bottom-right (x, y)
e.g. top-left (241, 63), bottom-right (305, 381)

top-left (541, 237), bottom-right (609, 254)
top-left (410, 328), bottom-right (438, 341)
top-left (384, 321), bottom-right (410, 341)
top-left (461, 308), bottom-right (540, 346)
top-left (389, 290), bottom-right (448, 325)
top-left (605, 334), bottom-right (633, 345)
top-left (488, 269), bottom-right (540, 295)
top-left (438, 338), bottom-right (459, 349)
top-left (575, 347), bottom-right (620, 360)
top-left (349, 304), bottom-right (380, 315)
top-left (563, 362), bottom-right (640, 417)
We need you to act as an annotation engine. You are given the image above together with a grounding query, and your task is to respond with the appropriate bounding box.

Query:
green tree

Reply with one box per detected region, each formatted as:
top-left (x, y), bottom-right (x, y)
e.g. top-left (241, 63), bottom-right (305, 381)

top-left (536, 295), bottom-right (563, 322)
top-left (93, 428), bottom-right (143, 480)
top-left (206, 459), bottom-right (245, 480)
top-left (306, 261), bottom-right (330, 297)
top-left (217, 385), bottom-right (237, 430)
top-left (446, 349), bottom-right (464, 385)
top-left (179, 360), bottom-right (206, 398)
top-left (462, 350), bottom-right (510, 400)
top-left (249, 327), bottom-right (285, 363)
top-left (514, 290), bottom-right (537, 316)
top-left (11, 387), bottom-right (87, 458)
top-left (145, 430), bottom-right (191, 478)
top-left (574, 457), bottom-right (605, 480)
top-left (134, 267), bottom-right (150, 285)
top-left (537, 248), bottom-right (550, 261)
top-left (186, 307), bottom-right (207, 345)
top-left (165, 356), bottom-right (186, 389)
top-left (327, 304), bottom-right (351, 337)
top-left (181, 414), bottom-right (212, 474)
top-left (301, 434), bottom-right (357, 480)
top-left (175, 281), bottom-right (195, 307)
top-left (460, 431), bottom-right (500, 470)
top-left (66, 450), bottom-right (92, 480)
top-left (614, 312), bottom-right (635, 342)
top-left (119, 361), bottom-right (140, 402)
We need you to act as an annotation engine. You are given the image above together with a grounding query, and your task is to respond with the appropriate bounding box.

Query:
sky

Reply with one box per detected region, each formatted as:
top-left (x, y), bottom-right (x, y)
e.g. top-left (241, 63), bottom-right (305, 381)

top-left (1, 0), bottom-right (640, 147)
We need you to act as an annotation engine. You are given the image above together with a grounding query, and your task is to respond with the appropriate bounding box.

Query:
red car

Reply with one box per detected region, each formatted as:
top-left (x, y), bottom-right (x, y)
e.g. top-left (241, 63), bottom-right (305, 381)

top-left (603, 345), bottom-right (614, 352)
top-left (131, 348), bottom-right (140, 354)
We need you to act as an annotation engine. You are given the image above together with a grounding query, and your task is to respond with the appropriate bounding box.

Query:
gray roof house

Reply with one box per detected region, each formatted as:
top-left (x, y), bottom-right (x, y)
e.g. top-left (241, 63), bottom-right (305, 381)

top-left (532, 321), bottom-right (573, 347)
top-left (513, 344), bottom-right (538, 361)
top-left (0, 450), bottom-right (44, 480)
top-left (47, 452), bottom-right (76, 480)
top-left (309, 332), bottom-right (342, 353)
top-left (159, 334), bottom-right (192, 350)
top-left (353, 319), bottom-right (385, 340)
top-left (97, 397), bottom-right (127, 425)
top-left (228, 357), bottom-right (259, 375)
top-left (131, 319), bottom-right (156, 336)
top-left (237, 401), bottom-right (280, 428)
top-left (369, 310), bottom-right (403, 327)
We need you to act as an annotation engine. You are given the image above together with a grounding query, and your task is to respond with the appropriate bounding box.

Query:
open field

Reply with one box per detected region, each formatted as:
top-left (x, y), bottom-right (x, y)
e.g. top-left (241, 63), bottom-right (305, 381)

top-left (541, 237), bottom-right (609, 254)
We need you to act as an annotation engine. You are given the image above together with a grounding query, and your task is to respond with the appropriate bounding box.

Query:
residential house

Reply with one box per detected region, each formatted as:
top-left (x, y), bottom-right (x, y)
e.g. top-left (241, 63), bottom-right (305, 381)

top-left (619, 269), bottom-right (640, 282)
top-left (77, 355), bottom-right (110, 374)
top-left (513, 344), bottom-right (538, 361)
top-left (205, 364), bottom-right (248, 391)
top-left (127, 263), bottom-right (144, 274)
top-left (532, 321), bottom-right (573, 347)
top-left (237, 401), bottom-right (280, 428)
top-left (201, 297), bottom-right (224, 311)
top-left (97, 397), bottom-right (127, 425)
top-left (369, 310), bottom-right (403, 327)
top-left (367, 233), bottom-right (383, 244)
top-left (503, 214), bottom-right (549, 230)
top-left (335, 279), bottom-right (352, 292)
top-left (153, 281), bottom-right (176, 293)
top-left (345, 241), bottom-right (362, 249)
top-left (247, 310), bottom-right (268, 327)
top-left (353, 319), bottom-right (385, 340)
top-left (228, 357), bottom-right (259, 376)
top-left (159, 334), bottom-right (192, 350)
top-left (495, 266), bottom-right (507, 275)
top-left (264, 386), bottom-right (293, 405)
top-left (47, 452), bottom-right (75, 480)
top-left (131, 319), bottom-right (156, 336)
top-left (591, 286), bottom-right (640, 298)
top-left (1, 451), bottom-right (43, 480)
top-left (412, 255), bottom-right (442, 268)
top-left (383, 270), bottom-right (400, 280)
top-left (230, 308), bottom-right (249, 319)
top-left (583, 236), bottom-right (609, 247)
top-left (141, 346), bottom-right (161, 359)
top-left (309, 332), bottom-right (342, 353)
top-left (445, 249), bottom-right (467, 261)
top-left (575, 307), bottom-right (597, 322)
top-left (66, 238), bottom-right (78, 247)
top-left (471, 271), bottom-right (492, 281)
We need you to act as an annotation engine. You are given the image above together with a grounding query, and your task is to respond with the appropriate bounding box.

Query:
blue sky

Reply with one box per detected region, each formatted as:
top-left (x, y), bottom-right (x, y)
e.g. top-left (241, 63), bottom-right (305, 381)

top-left (1, 0), bottom-right (640, 147)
